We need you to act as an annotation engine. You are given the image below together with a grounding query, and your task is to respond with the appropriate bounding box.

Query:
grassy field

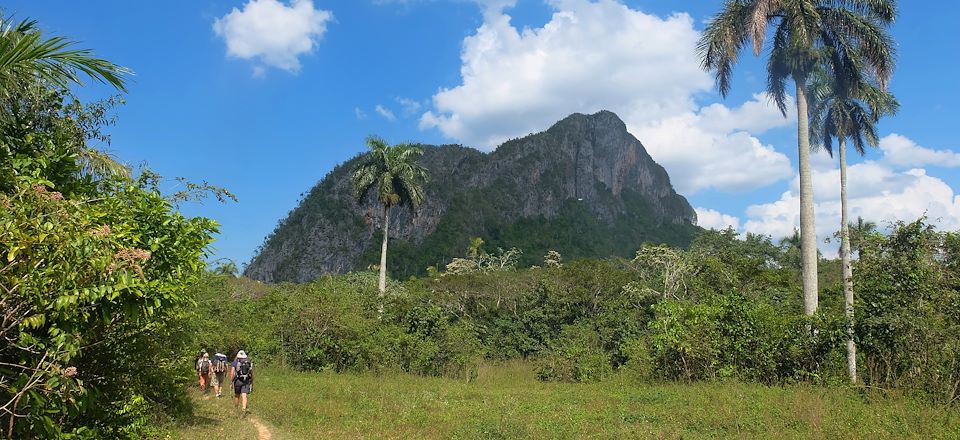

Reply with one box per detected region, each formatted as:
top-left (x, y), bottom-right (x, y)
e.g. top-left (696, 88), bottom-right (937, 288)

top-left (171, 362), bottom-right (958, 439)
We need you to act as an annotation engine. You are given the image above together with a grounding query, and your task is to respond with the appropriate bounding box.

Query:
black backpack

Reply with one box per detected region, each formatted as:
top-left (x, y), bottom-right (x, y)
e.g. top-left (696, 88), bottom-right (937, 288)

top-left (199, 359), bottom-right (211, 374)
top-left (235, 360), bottom-right (252, 383)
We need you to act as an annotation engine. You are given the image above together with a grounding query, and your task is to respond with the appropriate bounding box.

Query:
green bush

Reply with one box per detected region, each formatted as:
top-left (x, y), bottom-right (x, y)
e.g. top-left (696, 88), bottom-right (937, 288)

top-left (194, 273), bottom-right (482, 381)
top-left (536, 323), bottom-right (613, 383)
top-left (647, 292), bottom-right (845, 383)
top-left (0, 177), bottom-right (217, 438)
top-left (856, 219), bottom-right (960, 403)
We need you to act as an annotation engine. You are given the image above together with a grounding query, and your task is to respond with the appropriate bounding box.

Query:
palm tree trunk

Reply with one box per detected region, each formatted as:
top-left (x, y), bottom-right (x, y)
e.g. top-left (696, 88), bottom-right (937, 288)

top-left (839, 139), bottom-right (857, 384)
top-left (379, 204), bottom-right (389, 295)
top-left (795, 78), bottom-right (819, 316)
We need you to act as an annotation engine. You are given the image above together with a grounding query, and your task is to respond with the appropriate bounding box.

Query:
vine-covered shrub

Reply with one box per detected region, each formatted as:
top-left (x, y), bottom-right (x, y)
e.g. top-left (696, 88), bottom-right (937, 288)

top-left (536, 323), bottom-right (613, 383)
top-left (0, 178), bottom-right (217, 438)
top-left (646, 293), bottom-right (845, 384)
top-left (856, 219), bottom-right (960, 403)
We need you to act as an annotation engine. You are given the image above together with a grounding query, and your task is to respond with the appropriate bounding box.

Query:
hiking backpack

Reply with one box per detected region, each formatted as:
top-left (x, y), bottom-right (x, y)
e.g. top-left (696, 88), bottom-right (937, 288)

top-left (198, 359), bottom-right (210, 374)
top-left (235, 360), bottom-right (252, 383)
top-left (213, 355), bottom-right (227, 373)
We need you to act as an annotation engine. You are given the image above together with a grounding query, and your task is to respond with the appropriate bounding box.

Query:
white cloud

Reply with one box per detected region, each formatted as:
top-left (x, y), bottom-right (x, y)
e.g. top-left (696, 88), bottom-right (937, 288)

top-left (419, 0), bottom-right (794, 194)
top-left (395, 97), bottom-right (422, 116)
top-left (879, 133), bottom-right (960, 168)
top-left (695, 207), bottom-right (741, 231)
top-left (375, 104), bottom-right (397, 121)
top-left (743, 161), bottom-right (960, 251)
top-left (355, 107), bottom-right (368, 120)
top-left (420, 0), bottom-right (711, 148)
top-left (634, 93), bottom-right (794, 193)
top-left (213, 0), bottom-right (333, 74)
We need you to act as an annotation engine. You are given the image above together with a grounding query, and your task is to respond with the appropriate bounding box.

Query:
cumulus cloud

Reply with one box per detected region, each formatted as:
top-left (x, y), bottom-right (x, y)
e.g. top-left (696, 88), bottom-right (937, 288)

top-left (879, 133), bottom-right (960, 168)
top-left (635, 94), bottom-right (794, 193)
top-left (419, 0), bottom-right (794, 194)
top-left (420, 0), bottom-right (711, 148)
top-left (695, 207), bottom-right (741, 231)
top-left (375, 104), bottom-right (397, 121)
top-left (355, 107), bottom-right (368, 120)
top-left (213, 0), bottom-right (333, 74)
top-left (743, 161), bottom-right (960, 249)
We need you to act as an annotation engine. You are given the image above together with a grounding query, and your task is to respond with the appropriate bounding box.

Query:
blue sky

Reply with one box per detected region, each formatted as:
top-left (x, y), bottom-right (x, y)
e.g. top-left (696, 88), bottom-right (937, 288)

top-left (7, 0), bottom-right (960, 266)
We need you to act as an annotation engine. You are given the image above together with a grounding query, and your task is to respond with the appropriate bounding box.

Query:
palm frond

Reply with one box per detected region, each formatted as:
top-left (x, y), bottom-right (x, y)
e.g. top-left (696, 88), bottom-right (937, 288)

top-left (76, 147), bottom-right (130, 179)
top-left (0, 16), bottom-right (130, 92)
top-left (698, 1), bottom-right (753, 97)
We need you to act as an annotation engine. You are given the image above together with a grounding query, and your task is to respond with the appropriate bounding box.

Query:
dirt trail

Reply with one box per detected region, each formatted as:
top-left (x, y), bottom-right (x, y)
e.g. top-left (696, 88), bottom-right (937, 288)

top-left (248, 416), bottom-right (272, 440)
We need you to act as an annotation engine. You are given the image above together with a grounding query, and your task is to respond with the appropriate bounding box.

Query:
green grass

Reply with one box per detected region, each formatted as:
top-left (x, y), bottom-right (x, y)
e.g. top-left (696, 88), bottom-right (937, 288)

top-left (172, 362), bottom-right (958, 439)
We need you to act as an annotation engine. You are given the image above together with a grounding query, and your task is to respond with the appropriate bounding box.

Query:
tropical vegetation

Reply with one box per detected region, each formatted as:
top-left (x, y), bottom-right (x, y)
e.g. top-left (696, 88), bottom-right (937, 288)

top-left (699, 0), bottom-right (898, 316)
top-left (808, 60), bottom-right (899, 383)
top-left (0, 14), bottom-right (229, 438)
top-left (3, 5), bottom-right (958, 440)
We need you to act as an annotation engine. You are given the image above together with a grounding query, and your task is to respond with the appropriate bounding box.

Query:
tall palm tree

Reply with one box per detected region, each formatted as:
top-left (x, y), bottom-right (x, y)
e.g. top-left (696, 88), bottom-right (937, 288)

top-left (351, 136), bottom-right (428, 295)
top-left (0, 16), bottom-right (129, 94)
top-left (809, 64), bottom-right (898, 384)
top-left (698, 0), bottom-right (896, 316)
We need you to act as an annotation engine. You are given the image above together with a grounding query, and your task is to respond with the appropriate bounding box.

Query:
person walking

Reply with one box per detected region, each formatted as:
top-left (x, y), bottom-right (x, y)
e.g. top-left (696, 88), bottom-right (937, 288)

top-left (194, 349), bottom-right (207, 388)
top-left (211, 352), bottom-right (229, 397)
top-left (196, 352), bottom-right (212, 394)
top-left (230, 350), bottom-right (254, 414)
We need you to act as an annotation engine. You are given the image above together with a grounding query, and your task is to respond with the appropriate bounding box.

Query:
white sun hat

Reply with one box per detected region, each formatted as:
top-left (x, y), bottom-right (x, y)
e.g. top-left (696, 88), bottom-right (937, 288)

top-left (236, 350), bottom-right (248, 359)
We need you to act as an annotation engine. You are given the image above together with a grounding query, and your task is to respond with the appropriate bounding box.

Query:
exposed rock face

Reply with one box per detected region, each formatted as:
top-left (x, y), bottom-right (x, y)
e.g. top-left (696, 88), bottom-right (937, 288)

top-left (245, 111), bottom-right (698, 283)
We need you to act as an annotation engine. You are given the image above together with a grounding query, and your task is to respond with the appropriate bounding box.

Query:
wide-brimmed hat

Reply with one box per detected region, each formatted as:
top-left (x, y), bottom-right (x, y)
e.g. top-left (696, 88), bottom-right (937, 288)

top-left (236, 350), bottom-right (248, 359)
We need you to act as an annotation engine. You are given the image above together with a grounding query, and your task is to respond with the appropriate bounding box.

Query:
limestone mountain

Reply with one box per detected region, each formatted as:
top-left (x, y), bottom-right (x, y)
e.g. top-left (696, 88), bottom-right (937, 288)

top-left (245, 111), bottom-right (700, 283)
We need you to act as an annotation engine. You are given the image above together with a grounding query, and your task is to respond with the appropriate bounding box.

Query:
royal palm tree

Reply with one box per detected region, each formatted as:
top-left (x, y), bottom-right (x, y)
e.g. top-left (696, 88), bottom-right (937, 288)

top-left (351, 136), bottom-right (428, 296)
top-left (809, 63), bottom-right (899, 384)
top-left (699, 0), bottom-right (896, 316)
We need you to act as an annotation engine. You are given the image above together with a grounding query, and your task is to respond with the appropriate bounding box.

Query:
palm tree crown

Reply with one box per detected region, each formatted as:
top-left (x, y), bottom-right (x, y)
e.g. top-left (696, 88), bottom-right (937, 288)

top-left (699, 0), bottom-right (895, 113)
top-left (808, 66), bottom-right (899, 157)
top-left (351, 136), bottom-right (428, 210)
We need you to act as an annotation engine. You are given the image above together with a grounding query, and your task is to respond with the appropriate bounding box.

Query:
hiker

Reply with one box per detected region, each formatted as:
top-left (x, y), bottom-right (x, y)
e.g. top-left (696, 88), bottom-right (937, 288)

top-left (196, 352), bottom-right (212, 393)
top-left (194, 349), bottom-right (207, 387)
top-left (230, 350), bottom-right (254, 413)
top-left (211, 352), bottom-right (229, 397)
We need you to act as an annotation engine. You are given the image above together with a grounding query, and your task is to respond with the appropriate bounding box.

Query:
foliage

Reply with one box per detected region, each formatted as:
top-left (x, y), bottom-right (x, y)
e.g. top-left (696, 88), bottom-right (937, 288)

top-left (535, 323), bottom-right (613, 383)
top-left (0, 177), bottom-right (217, 438)
top-left (194, 273), bottom-right (482, 381)
top-left (0, 86), bottom-right (129, 194)
top-left (351, 137), bottom-right (428, 210)
top-left (0, 16), bottom-right (129, 94)
top-left (856, 219), bottom-right (960, 403)
top-left (443, 237), bottom-right (522, 275)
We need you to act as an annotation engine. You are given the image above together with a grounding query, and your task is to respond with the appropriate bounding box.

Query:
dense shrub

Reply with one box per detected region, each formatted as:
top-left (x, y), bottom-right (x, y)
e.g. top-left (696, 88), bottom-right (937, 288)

top-left (646, 293), bottom-right (845, 383)
top-left (205, 220), bottom-right (960, 402)
top-left (195, 273), bottom-right (482, 381)
top-left (0, 178), bottom-right (217, 438)
top-left (856, 219), bottom-right (960, 403)
top-left (536, 323), bottom-right (613, 383)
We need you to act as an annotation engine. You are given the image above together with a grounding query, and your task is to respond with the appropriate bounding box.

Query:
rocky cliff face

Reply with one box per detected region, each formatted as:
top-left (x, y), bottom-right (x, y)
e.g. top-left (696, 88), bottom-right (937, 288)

top-left (245, 111), bottom-right (699, 283)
